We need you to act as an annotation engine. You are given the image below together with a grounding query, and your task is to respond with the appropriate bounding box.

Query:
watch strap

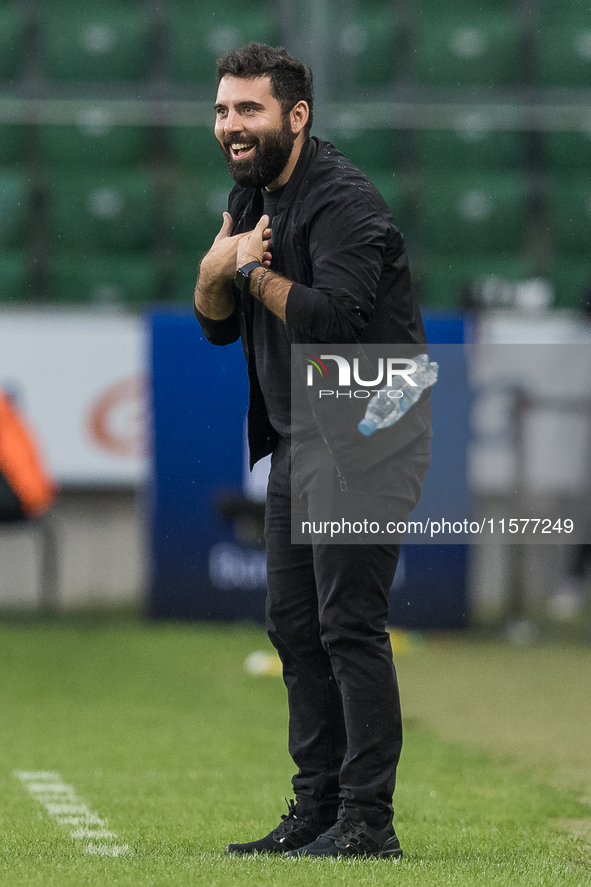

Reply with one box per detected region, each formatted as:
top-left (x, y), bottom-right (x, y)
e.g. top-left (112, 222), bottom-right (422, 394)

top-left (235, 261), bottom-right (262, 291)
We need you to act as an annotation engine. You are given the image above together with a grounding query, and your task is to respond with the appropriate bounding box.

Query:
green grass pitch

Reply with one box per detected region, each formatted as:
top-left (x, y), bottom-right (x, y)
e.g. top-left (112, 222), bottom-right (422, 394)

top-left (0, 618), bottom-right (590, 886)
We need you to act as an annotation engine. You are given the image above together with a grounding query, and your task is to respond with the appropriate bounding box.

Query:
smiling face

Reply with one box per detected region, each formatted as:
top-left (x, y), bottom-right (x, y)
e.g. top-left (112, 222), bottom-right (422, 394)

top-left (214, 75), bottom-right (305, 190)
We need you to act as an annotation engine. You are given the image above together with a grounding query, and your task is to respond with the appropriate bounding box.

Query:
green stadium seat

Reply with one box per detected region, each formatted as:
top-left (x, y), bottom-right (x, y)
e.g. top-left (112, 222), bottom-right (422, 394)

top-left (413, 0), bottom-right (513, 8)
top-left (325, 128), bottom-right (400, 175)
top-left (338, 6), bottom-right (399, 87)
top-left (416, 172), bottom-right (529, 254)
top-left (362, 170), bottom-right (414, 237)
top-left (540, 0), bottom-right (591, 13)
top-left (414, 253), bottom-right (535, 309)
top-left (540, 130), bottom-right (591, 171)
top-left (47, 171), bottom-right (156, 252)
top-left (0, 4), bottom-right (24, 81)
top-left (539, 0), bottom-right (591, 28)
top-left (40, 113), bottom-right (149, 168)
top-left (169, 252), bottom-right (201, 304)
top-left (415, 120), bottom-right (527, 171)
top-left (0, 124), bottom-right (27, 165)
top-left (169, 127), bottom-right (228, 176)
top-left (546, 177), bottom-right (591, 254)
top-left (169, 174), bottom-right (234, 255)
top-left (413, 12), bottom-right (520, 87)
top-left (551, 257), bottom-right (591, 310)
top-left (537, 25), bottom-right (591, 88)
top-left (0, 170), bottom-right (30, 247)
top-left (41, 2), bottom-right (149, 82)
top-left (0, 250), bottom-right (30, 303)
top-left (168, 3), bottom-right (279, 85)
top-left (365, 170), bottom-right (403, 209)
top-left (49, 252), bottom-right (160, 306)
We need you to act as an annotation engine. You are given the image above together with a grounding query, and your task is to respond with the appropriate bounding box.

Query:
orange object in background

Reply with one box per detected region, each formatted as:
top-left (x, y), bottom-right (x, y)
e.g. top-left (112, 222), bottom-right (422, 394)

top-left (0, 388), bottom-right (58, 519)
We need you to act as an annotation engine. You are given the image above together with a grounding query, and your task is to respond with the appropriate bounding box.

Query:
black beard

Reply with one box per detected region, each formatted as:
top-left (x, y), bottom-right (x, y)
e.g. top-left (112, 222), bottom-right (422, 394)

top-left (221, 116), bottom-right (295, 189)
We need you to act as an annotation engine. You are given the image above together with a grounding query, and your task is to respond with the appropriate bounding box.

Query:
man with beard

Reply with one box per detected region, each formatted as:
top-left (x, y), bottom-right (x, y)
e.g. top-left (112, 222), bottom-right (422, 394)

top-left (194, 44), bottom-right (429, 859)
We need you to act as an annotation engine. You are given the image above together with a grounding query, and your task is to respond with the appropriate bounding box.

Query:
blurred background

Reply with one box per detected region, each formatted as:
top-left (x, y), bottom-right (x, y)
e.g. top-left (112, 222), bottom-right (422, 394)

top-left (1, 0), bottom-right (591, 638)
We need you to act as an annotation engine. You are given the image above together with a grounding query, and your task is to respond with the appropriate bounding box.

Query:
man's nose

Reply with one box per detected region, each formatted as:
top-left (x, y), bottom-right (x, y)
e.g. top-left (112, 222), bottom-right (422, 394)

top-left (224, 109), bottom-right (242, 133)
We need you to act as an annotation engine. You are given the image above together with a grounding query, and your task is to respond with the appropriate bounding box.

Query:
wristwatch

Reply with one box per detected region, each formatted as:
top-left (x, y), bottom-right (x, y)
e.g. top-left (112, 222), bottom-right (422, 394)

top-left (234, 261), bottom-right (262, 292)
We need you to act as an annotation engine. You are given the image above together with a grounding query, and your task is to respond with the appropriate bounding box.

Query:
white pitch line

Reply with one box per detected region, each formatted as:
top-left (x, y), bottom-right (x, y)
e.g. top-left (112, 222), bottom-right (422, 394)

top-left (14, 771), bottom-right (131, 857)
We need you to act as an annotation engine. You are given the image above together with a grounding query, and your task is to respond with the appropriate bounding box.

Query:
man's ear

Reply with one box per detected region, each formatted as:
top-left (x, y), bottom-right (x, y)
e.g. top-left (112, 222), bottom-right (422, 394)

top-left (290, 101), bottom-right (309, 136)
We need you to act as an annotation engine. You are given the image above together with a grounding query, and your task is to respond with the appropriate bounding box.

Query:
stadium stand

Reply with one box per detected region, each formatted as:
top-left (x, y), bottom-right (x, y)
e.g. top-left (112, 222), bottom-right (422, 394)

top-left (0, 169), bottom-right (30, 248)
top-left (415, 253), bottom-right (535, 309)
top-left (413, 168), bottom-right (532, 307)
top-left (536, 26), bottom-right (591, 89)
top-left (170, 252), bottom-right (204, 305)
top-left (46, 171), bottom-right (156, 252)
top-left (0, 124), bottom-right (26, 166)
top-left (40, 1), bottom-right (150, 82)
top-left (40, 117), bottom-right (150, 169)
top-left (337, 4), bottom-right (399, 88)
top-left (415, 121), bottom-right (527, 172)
top-left (412, 10), bottom-right (521, 88)
top-left (546, 176), bottom-right (591, 256)
top-left (0, 250), bottom-right (30, 303)
top-left (551, 257), bottom-right (591, 311)
top-left (0, 3), bottom-right (25, 82)
top-left (169, 173), bottom-right (232, 256)
top-left (167, 1), bottom-right (279, 85)
top-left (540, 130), bottom-right (591, 172)
top-left (169, 126), bottom-right (228, 175)
top-left (411, 0), bottom-right (513, 8)
top-left (416, 172), bottom-right (529, 255)
top-left (537, 0), bottom-right (591, 88)
top-left (366, 170), bottom-right (404, 213)
top-left (48, 251), bottom-right (159, 306)
top-left (45, 169), bottom-right (158, 306)
top-left (0, 0), bottom-right (586, 311)
top-left (324, 128), bottom-right (400, 176)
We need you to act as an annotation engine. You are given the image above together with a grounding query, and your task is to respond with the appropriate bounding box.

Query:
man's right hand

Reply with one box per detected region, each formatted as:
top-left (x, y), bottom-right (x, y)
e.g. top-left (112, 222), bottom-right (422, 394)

top-left (194, 213), bottom-right (241, 320)
top-left (195, 213), bottom-right (273, 320)
top-left (201, 213), bottom-right (273, 282)
top-left (200, 212), bottom-right (243, 285)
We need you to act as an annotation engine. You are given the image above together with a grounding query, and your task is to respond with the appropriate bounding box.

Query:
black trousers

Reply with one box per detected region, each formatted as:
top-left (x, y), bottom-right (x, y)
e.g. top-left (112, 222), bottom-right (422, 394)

top-left (264, 436), bottom-right (429, 828)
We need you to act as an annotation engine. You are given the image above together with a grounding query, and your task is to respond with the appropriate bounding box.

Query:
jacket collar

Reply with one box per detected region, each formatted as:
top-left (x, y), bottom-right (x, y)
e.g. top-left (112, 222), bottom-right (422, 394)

top-left (275, 136), bottom-right (317, 214)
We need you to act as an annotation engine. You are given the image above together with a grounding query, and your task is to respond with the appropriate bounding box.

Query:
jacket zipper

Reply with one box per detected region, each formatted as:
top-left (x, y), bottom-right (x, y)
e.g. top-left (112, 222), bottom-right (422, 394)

top-left (305, 382), bottom-right (348, 492)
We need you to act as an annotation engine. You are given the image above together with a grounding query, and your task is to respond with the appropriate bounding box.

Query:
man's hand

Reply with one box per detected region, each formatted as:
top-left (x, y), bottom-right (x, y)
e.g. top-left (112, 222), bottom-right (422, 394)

top-left (200, 213), bottom-right (246, 284)
top-left (194, 213), bottom-right (241, 320)
top-left (200, 213), bottom-right (272, 283)
top-left (237, 214), bottom-right (273, 270)
top-left (195, 213), bottom-right (273, 321)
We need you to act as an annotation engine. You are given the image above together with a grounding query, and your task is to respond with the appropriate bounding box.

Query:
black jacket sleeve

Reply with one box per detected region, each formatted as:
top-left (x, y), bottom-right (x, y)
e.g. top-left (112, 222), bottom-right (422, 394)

top-left (194, 303), bottom-right (241, 346)
top-left (284, 187), bottom-right (390, 343)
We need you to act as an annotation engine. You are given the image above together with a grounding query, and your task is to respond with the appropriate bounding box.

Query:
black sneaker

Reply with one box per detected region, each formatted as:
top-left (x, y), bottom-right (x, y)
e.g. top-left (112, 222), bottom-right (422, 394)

top-left (284, 812), bottom-right (403, 859)
top-left (225, 799), bottom-right (332, 855)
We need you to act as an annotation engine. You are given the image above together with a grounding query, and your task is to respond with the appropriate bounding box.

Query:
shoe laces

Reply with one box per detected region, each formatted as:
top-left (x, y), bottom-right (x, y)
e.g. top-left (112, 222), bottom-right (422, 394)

top-left (273, 798), bottom-right (300, 838)
top-left (324, 816), bottom-right (364, 842)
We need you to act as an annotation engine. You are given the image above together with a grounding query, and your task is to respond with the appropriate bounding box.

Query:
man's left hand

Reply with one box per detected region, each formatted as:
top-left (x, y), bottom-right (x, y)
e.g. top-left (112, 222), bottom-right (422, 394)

top-left (236, 214), bottom-right (272, 270)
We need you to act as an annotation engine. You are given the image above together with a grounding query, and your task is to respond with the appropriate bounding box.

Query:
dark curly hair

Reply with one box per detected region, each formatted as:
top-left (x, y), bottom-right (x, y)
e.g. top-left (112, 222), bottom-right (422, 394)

top-left (217, 43), bottom-right (314, 135)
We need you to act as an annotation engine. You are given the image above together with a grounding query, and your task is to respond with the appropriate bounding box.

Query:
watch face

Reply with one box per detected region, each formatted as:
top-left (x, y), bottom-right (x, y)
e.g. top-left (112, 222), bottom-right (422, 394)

top-left (235, 267), bottom-right (248, 292)
top-left (235, 262), bottom-right (259, 292)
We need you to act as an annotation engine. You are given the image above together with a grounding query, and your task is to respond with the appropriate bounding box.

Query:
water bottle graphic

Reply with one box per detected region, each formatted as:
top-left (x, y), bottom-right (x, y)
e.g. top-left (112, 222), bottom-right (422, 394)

top-left (358, 353), bottom-right (438, 436)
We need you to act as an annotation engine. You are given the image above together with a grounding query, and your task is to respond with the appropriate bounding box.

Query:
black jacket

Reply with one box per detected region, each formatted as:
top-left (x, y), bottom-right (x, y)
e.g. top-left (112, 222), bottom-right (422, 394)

top-left (196, 137), bottom-right (430, 469)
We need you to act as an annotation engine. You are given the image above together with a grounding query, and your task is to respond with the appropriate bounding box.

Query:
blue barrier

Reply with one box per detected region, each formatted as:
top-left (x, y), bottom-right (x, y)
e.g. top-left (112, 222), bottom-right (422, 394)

top-left (148, 310), bottom-right (468, 628)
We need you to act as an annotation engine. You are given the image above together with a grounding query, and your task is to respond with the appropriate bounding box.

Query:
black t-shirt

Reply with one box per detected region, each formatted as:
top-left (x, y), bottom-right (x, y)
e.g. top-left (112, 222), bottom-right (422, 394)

top-left (252, 185), bottom-right (294, 440)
